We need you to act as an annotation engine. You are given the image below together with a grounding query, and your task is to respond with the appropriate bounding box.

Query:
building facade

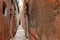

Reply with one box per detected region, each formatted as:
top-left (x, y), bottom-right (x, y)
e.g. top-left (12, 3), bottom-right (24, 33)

top-left (0, 0), bottom-right (19, 40)
top-left (28, 0), bottom-right (60, 40)
top-left (21, 0), bottom-right (60, 40)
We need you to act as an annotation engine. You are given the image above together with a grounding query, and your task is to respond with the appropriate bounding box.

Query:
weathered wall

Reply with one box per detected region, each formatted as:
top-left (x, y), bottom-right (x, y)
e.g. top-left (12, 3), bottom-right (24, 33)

top-left (10, 4), bottom-right (17, 37)
top-left (29, 0), bottom-right (60, 40)
top-left (10, 0), bottom-right (19, 38)
top-left (0, 0), bottom-right (11, 40)
top-left (0, 0), bottom-right (18, 40)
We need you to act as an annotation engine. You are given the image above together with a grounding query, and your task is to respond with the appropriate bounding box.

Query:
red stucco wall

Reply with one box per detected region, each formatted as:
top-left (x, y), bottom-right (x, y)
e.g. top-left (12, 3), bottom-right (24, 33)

top-left (29, 0), bottom-right (60, 40)
top-left (0, 0), bottom-right (18, 40)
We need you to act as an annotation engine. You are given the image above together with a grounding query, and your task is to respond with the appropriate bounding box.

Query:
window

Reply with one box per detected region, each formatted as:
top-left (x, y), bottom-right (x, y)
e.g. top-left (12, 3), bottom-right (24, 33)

top-left (3, 2), bottom-right (7, 16)
top-left (11, 0), bottom-right (13, 3)
top-left (10, 9), bottom-right (12, 19)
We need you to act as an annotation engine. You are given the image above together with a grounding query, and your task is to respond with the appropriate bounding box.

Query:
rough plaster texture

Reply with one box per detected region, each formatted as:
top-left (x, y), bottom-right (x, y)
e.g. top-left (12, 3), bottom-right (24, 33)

top-left (0, 0), bottom-right (18, 40)
top-left (29, 0), bottom-right (60, 40)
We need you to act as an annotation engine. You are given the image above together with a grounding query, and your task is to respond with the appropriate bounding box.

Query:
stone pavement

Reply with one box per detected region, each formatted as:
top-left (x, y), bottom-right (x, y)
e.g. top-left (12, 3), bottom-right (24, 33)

top-left (13, 25), bottom-right (28, 40)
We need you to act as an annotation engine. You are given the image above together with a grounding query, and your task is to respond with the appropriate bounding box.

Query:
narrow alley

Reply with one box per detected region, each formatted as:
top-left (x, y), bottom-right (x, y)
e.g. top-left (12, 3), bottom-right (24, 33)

top-left (13, 25), bottom-right (28, 40)
top-left (0, 0), bottom-right (60, 40)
